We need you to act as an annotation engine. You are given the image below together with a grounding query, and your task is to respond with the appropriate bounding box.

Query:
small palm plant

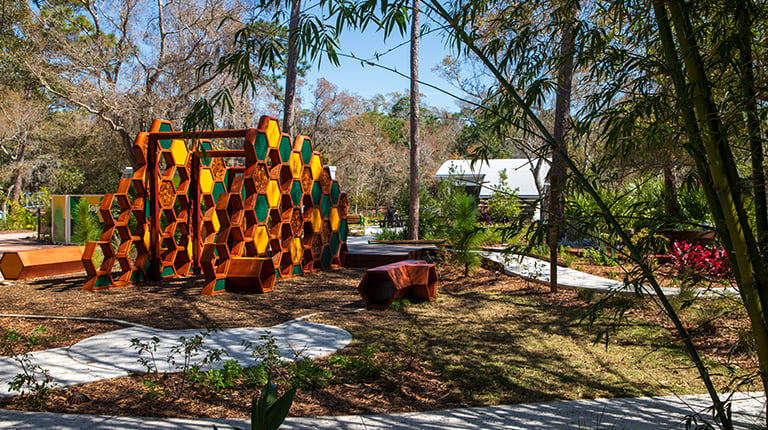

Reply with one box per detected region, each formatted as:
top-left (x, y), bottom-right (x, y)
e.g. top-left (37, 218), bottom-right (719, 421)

top-left (71, 198), bottom-right (101, 245)
top-left (446, 190), bottom-right (483, 277)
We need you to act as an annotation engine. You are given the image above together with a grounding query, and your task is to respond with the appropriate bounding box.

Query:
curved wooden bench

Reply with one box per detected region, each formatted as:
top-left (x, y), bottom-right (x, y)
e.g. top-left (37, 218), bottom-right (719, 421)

top-left (357, 259), bottom-right (438, 309)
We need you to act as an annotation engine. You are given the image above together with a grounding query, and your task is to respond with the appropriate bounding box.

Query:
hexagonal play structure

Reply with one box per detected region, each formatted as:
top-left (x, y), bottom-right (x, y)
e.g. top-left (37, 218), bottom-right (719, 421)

top-left (81, 116), bottom-right (349, 295)
top-left (357, 260), bottom-right (438, 309)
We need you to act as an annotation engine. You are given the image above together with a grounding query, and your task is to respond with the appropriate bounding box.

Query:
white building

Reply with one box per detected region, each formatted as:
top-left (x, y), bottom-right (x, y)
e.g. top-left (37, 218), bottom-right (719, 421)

top-left (432, 159), bottom-right (550, 218)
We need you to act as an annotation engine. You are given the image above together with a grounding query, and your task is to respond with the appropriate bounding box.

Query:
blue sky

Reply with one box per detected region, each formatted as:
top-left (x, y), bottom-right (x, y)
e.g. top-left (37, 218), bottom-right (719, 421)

top-left (302, 26), bottom-right (465, 112)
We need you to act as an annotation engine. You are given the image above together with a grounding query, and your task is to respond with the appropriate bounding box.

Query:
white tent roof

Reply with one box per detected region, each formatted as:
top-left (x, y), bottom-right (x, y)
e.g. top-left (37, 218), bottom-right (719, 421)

top-left (432, 159), bottom-right (549, 199)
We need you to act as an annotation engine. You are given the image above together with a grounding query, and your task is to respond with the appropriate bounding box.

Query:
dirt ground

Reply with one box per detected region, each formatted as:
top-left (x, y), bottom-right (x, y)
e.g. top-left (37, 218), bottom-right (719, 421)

top-left (0, 260), bottom-right (756, 419)
top-left (0, 268), bottom-right (368, 329)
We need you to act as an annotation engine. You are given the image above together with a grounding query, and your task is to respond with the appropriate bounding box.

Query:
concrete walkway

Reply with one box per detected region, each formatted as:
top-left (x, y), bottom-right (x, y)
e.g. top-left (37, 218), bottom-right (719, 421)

top-left (0, 319), bottom-right (351, 397)
top-left (482, 251), bottom-right (740, 297)
top-left (0, 392), bottom-right (765, 429)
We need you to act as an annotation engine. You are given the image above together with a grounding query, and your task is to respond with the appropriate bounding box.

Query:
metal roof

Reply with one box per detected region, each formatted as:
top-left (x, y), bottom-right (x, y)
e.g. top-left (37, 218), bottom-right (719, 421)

top-left (432, 159), bottom-right (549, 199)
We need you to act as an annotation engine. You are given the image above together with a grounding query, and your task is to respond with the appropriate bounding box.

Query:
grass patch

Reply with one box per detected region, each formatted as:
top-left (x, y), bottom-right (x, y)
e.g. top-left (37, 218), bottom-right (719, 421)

top-left (314, 273), bottom-right (756, 407)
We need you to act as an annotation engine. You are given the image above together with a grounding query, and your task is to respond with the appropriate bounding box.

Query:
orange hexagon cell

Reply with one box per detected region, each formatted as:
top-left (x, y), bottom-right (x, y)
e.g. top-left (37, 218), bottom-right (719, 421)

top-left (170, 139), bottom-right (189, 166)
top-left (266, 118), bottom-right (281, 148)
top-left (289, 152), bottom-right (303, 179)
top-left (266, 180), bottom-right (281, 208)
top-left (310, 153), bottom-right (323, 179)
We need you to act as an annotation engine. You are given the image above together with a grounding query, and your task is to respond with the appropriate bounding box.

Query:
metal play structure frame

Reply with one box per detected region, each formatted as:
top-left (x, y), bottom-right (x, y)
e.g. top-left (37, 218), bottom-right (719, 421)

top-left (81, 116), bottom-right (349, 295)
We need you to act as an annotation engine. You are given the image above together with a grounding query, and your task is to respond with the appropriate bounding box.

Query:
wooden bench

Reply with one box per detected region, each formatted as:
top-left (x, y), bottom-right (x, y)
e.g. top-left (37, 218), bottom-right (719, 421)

top-left (0, 246), bottom-right (85, 280)
top-left (368, 239), bottom-right (446, 245)
top-left (346, 214), bottom-right (363, 225)
top-left (357, 259), bottom-right (438, 309)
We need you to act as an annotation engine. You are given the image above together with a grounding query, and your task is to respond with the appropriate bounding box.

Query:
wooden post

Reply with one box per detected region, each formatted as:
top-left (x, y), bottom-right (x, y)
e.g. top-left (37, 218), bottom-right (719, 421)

top-left (148, 134), bottom-right (161, 281)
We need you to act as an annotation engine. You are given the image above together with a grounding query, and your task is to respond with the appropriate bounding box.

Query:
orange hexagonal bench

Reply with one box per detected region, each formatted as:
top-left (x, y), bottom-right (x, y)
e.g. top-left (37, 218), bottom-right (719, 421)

top-left (0, 246), bottom-right (86, 280)
top-left (357, 260), bottom-right (438, 309)
top-left (224, 256), bottom-right (276, 293)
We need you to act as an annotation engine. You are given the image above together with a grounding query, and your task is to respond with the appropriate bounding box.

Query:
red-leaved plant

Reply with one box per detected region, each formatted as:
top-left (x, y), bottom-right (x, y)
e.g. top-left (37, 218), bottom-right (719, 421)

top-left (667, 240), bottom-right (731, 278)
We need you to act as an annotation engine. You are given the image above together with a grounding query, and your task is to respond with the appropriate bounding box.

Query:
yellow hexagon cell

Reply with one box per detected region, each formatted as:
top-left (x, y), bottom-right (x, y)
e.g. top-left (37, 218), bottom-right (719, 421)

top-left (187, 238), bottom-right (194, 259)
top-left (266, 119), bottom-right (280, 148)
top-left (290, 237), bottom-right (302, 265)
top-left (310, 154), bottom-right (323, 179)
top-left (200, 168), bottom-right (214, 194)
top-left (311, 208), bottom-right (322, 232)
top-left (329, 207), bottom-right (340, 231)
top-left (289, 152), bottom-right (302, 179)
top-left (255, 225), bottom-right (270, 254)
top-left (143, 225), bottom-right (151, 251)
top-left (170, 139), bottom-right (189, 166)
top-left (266, 180), bottom-right (280, 207)
top-left (212, 210), bottom-right (220, 232)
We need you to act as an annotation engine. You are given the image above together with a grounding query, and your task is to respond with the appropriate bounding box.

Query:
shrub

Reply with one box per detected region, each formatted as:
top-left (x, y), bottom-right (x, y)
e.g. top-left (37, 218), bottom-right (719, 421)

top-left (446, 190), bottom-right (482, 276)
top-left (667, 240), bottom-right (730, 278)
top-left (486, 169), bottom-right (522, 223)
top-left (71, 198), bottom-right (101, 244)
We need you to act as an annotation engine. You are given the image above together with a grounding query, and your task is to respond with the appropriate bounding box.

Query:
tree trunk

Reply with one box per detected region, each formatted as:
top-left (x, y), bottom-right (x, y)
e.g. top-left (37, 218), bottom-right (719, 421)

top-left (662, 162), bottom-right (679, 219)
top-left (407, 0), bottom-right (420, 240)
top-left (659, 0), bottom-right (768, 426)
top-left (283, 0), bottom-right (301, 136)
top-left (736, 0), bottom-right (768, 254)
top-left (549, 0), bottom-right (577, 293)
top-left (119, 129), bottom-right (138, 169)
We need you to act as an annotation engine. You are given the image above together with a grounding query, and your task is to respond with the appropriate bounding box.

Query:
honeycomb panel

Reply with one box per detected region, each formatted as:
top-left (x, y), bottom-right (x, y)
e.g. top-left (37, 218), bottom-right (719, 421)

top-left (83, 115), bottom-right (347, 294)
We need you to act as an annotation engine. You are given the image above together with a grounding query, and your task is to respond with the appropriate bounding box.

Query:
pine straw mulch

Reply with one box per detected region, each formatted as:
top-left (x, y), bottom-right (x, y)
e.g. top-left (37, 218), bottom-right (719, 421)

top-left (0, 260), bottom-right (758, 418)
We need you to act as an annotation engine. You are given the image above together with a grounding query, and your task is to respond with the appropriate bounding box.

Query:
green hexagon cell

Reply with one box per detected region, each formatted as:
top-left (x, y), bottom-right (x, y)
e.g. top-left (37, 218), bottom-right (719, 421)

top-left (339, 219), bottom-right (348, 241)
top-left (158, 121), bottom-right (173, 149)
top-left (162, 265), bottom-right (176, 277)
top-left (321, 246), bottom-right (332, 269)
top-left (321, 194), bottom-right (331, 218)
top-left (290, 181), bottom-right (302, 207)
top-left (330, 232), bottom-right (340, 256)
top-left (255, 132), bottom-right (269, 161)
top-left (330, 181), bottom-right (340, 205)
top-left (256, 194), bottom-right (269, 223)
top-left (199, 140), bottom-right (213, 166)
top-left (299, 138), bottom-right (312, 164)
top-left (279, 135), bottom-right (292, 163)
top-left (212, 182), bottom-right (226, 203)
top-left (311, 182), bottom-right (322, 205)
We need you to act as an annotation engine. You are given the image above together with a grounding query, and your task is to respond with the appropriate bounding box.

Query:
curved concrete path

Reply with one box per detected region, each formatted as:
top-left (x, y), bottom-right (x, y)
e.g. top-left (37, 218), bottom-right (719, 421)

top-left (0, 319), bottom-right (351, 397)
top-left (0, 392), bottom-right (765, 429)
top-left (482, 251), bottom-right (740, 297)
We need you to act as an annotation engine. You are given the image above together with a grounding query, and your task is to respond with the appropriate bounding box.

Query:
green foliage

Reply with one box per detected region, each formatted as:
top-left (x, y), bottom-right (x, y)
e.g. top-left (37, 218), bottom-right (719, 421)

top-left (289, 359), bottom-right (333, 389)
top-left (202, 360), bottom-right (245, 392)
top-left (374, 227), bottom-right (407, 241)
top-left (446, 190), bottom-right (483, 276)
top-left (243, 332), bottom-right (284, 379)
top-left (250, 382), bottom-right (296, 430)
top-left (328, 345), bottom-right (392, 380)
top-left (130, 325), bottom-right (226, 399)
top-left (1, 326), bottom-right (57, 409)
top-left (1, 201), bottom-right (36, 231)
top-left (581, 248), bottom-right (618, 267)
top-left (71, 198), bottom-right (101, 244)
top-left (486, 169), bottom-right (522, 222)
top-left (243, 365), bottom-right (269, 387)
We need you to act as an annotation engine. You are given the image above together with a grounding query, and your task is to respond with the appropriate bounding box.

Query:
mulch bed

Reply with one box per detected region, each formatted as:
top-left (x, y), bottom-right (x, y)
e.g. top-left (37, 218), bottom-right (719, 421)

top-left (0, 268), bottom-right (368, 330)
top-left (0, 261), bottom-right (757, 419)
